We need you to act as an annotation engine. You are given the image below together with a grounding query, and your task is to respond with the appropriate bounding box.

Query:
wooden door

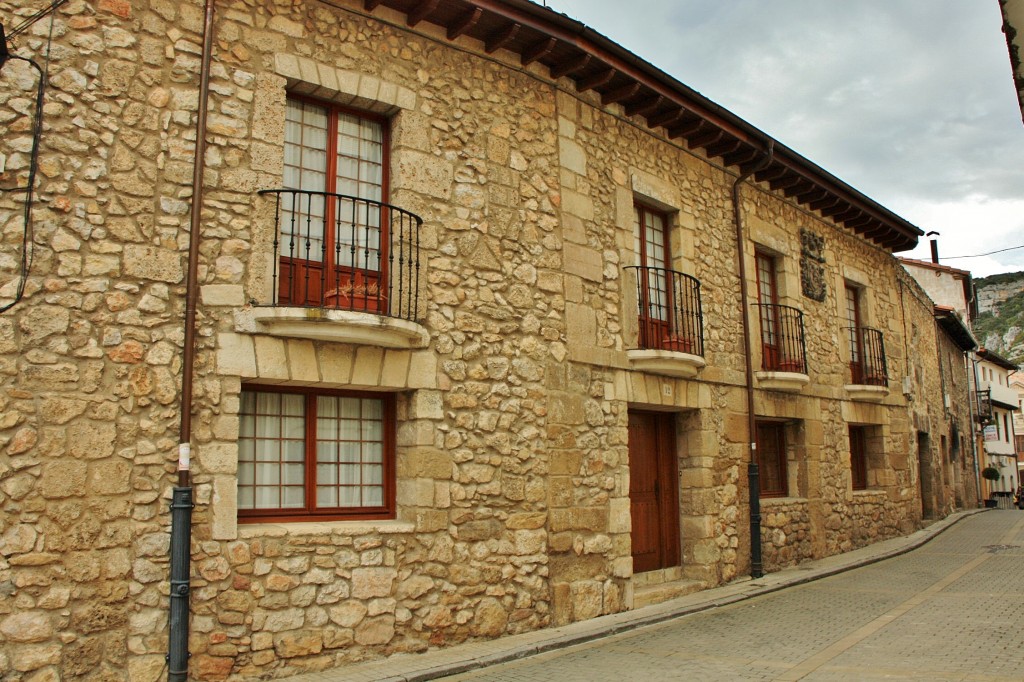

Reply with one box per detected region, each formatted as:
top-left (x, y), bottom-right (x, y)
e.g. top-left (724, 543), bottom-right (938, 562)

top-left (629, 411), bottom-right (680, 573)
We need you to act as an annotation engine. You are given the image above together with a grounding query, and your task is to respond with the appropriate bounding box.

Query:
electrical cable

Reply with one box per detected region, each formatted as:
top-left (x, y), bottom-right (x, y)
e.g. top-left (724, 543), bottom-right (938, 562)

top-left (942, 244), bottom-right (1024, 260)
top-left (0, 5), bottom-right (57, 313)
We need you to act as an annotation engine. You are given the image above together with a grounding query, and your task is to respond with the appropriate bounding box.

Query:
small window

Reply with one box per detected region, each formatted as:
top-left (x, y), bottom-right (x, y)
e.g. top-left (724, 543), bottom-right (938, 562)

top-left (1005, 413), bottom-right (1010, 443)
top-left (756, 421), bottom-right (788, 498)
top-left (238, 387), bottom-right (395, 522)
top-left (849, 426), bottom-right (868, 490)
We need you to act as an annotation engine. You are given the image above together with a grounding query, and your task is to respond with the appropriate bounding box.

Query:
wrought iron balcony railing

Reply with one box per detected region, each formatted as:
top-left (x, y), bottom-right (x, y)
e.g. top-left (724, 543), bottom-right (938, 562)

top-left (259, 189), bottom-right (422, 322)
top-left (754, 303), bottom-right (807, 373)
top-left (624, 266), bottom-right (704, 356)
top-left (846, 326), bottom-right (888, 386)
top-left (974, 389), bottom-right (993, 423)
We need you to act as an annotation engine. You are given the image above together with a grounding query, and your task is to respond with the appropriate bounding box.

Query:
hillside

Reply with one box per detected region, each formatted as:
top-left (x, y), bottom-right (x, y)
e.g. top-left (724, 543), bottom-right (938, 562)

top-left (973, 270), bottom-right (1024, 364)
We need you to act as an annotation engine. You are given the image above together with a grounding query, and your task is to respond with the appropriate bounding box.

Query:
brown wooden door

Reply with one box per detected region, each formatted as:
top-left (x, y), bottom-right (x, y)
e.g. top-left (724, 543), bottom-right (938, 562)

top-left (629, 411), bottom-right (680, 574)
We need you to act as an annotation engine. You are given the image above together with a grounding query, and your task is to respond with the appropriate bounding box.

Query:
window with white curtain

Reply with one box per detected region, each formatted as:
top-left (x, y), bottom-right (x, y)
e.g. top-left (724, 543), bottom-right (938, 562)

top-left (237, 388), bottom-right (394, 521)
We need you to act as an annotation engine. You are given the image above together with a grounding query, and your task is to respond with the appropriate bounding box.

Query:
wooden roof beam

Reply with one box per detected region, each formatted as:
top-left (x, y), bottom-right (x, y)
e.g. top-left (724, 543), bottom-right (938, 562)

top-left (783, 179), bottom-right (815, 198)
top-left (485, 22), bottom-right (520, 53)
top-left (810, 195), bottom-right (842, 212)
top-left (550, 53), bottom-right (590, 79)
top-left (407, 0), bottom-right (439, 27)
top-left (578, 68), bottom-right (615, 92)
top-left (647, 107), bottom-right (685, 128)
top-left (364, 0), bottom-right (384, 10)
top-left (625, 95), bottom-right (663, 117)
top-left (770, 174), bottom-right (803, 191)
top-left (687, 129), bottom-right (723, 150)
top-left (725, 147), bottom-right (761, 169)
top-left (522, 37), bottom-right (557, 67)
top-left (666, 117), bottom-right (702, 139)
top-left (754, 165), bottom-right (788, 183)
top-left (447, 7), bottom-right (483, 40)
top-left (796, 188), bottom-right (829, 204)
top-left (705, 138), bottom-right (742, 158)
top-left (602, 82), bottom-right (641, 106)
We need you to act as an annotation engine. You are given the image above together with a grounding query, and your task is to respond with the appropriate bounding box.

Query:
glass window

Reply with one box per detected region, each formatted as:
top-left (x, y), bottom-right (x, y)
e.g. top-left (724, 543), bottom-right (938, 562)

top-left (238, 388), bottom-right (395, 521)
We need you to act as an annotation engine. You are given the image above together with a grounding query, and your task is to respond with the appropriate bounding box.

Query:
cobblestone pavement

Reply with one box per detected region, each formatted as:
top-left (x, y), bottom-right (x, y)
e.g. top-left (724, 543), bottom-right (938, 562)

top-left (443, 511), bottom-right (1024, 682)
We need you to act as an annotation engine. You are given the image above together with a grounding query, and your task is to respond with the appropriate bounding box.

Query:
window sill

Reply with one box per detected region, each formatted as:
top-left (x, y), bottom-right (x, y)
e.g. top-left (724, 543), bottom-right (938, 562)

top-left (626, 349), bottom-right (706, 379)
top-left (851, 489), bottom-right (886, 497)
top-left (755, 370), bottom-right (809, 392)
top-left (844, 384), bottom-right (890, 402)
top-left (238, 519), bottom-right (416, 538)
top-left (235, 306), bottom-right (430, 349)
top-left (760, 496), bottom-right (807, 505)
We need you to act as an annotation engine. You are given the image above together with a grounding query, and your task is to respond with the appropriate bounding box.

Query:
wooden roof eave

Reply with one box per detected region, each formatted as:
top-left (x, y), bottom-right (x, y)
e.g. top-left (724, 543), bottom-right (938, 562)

top-left (362, 0), bottom-right (923, 252)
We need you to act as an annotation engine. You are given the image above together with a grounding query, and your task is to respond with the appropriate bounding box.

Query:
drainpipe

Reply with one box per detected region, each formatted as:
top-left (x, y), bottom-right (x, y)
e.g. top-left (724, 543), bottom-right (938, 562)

top-left (964, 351), bottom-right (983, 506)
top-left (731, 140), bottom-right (774, 579)
top-left (168, 0), bottom-right (215, 679)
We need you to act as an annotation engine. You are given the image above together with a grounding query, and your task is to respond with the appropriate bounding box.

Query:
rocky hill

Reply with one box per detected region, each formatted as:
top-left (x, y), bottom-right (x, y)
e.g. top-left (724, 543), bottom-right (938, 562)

top-left (973, 271), bottom-right (1024, 364)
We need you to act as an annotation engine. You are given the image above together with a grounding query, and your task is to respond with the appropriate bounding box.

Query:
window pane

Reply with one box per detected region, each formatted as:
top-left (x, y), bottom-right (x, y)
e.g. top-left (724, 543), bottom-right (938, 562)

top-left (363, 487), bottom-right (383, 506)
top-left (238, 486), bottom-right (254, 509)
top-left (282, 486), bottom-right (304, 509)
top-left (317, 486), bottom-right (338, 507)
top-left (339, 397), bottom-right (360, 419)
top-left (339, 442), bottom-right (360, 463)
top-left (339, 487), bottom-right (361, 507)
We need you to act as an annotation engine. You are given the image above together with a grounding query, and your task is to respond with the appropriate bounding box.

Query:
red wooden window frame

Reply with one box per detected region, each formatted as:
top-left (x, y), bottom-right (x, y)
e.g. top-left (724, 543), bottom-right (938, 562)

top-left (237, 386), bottom-right (396, 523)
top-left (849, 425), bottom-right (868, 491)
top-left (635, 203), bottom-right (671, 316)
top-left (845, 284), bottom-right (865, 382)
top-left (280, 96), bottom-right (390, 308)
top-left (755, 250), bottom-right (781, 366)
top-left (755, 421), bottom-right (788, 498)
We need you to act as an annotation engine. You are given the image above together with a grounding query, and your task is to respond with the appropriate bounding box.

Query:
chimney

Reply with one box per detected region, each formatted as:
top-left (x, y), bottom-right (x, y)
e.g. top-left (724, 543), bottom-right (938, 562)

top-left (927, 231), bottom-right (940, 264)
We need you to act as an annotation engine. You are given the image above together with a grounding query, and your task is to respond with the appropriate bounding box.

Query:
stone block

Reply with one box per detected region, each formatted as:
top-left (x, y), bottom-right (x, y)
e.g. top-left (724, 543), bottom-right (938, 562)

top-left (564, 242), bottom-right (603, 282)
top-left (409, 390), bottom-right (443, 420)
top-left (381, 350), bottom-right (411, 388)
top-left (318, 344), bottom-right (354, 385)
top-left (351, 347), bottom-right (384, 386)
top-left (408, 351), bottom-right (438, 389)
top-left (200, 285), bottom-right (244, 307)
top-left (394, 150), bottom-right (453, 199)
top-left (352, 568), bottom-right (397, 599)
top-left (561, 189), bottom-right (594, 221)
top-left (286, 339), bottom-right (319, 383)
top-left (123, 245), bottom-right (183, 283)
top-left (398, 448), bottom-right (451, 479)
top-left (67, 421), bottom-right (116, 459)
top-left (254, 336), bottom-right (288, 381)
top-left (565, 302), bottom-right (597, 348)
top-left (559, 136), bottom-right (586, 175)
top-left (216, 333), bottom-right (257, 378)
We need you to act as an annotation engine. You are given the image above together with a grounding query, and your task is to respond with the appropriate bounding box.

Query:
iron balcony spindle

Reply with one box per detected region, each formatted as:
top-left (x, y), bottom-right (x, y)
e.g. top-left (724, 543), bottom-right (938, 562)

top-left (624, 265), bottom-right (705, 356)
top-left (258, 189), bottom-right (423, 322)
top-left (754, 303), bottom-right (806, 373)
top-left (847, 326), bottom-right (888, 386)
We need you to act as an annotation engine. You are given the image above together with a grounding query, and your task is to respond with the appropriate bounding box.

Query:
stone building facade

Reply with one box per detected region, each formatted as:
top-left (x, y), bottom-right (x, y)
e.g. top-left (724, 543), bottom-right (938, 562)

top-left (0, 0), bottom-right (979, 680)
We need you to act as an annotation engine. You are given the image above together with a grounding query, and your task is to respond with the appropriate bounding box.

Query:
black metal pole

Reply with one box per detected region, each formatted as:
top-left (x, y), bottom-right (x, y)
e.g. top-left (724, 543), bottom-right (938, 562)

top-left (167, 487), bottom-right (193, 681)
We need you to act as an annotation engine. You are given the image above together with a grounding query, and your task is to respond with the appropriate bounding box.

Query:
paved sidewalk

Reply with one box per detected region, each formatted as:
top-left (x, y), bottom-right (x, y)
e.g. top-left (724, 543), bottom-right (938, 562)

top-left (282, 509), bottom-right (986, 682)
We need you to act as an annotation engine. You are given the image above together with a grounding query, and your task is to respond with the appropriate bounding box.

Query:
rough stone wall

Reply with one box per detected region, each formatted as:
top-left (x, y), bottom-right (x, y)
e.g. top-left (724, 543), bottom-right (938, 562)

top-left (0, 0), bottom-right (980, 680)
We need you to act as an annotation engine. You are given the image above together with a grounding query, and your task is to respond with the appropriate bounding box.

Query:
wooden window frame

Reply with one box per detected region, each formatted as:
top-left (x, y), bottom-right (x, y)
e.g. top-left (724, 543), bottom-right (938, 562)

top-left (238, 385), bottom-right (396, 523)
top-left (849, 425), bottom-right (869, 491)
top-left (755, 420), bottom-right (788, 498)
top-left (280, 95), bottom-right (391, 308)
top-left (755, 250), bottom-right (781, 367)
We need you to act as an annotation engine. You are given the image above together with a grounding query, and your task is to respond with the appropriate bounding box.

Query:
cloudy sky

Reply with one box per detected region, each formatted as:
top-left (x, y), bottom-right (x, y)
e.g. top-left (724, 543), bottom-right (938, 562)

top-left (542, 0), bottom-right (1024, 278)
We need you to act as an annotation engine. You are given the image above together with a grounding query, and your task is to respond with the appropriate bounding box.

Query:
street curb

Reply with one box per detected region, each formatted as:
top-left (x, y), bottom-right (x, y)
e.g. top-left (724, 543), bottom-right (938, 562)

top-left (286, 508), bottom-right (988, 682)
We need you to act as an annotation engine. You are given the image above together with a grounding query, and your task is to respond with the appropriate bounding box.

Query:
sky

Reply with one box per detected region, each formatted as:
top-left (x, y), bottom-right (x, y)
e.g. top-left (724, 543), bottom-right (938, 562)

top-left (541, 0), bottom-right (1024, 278)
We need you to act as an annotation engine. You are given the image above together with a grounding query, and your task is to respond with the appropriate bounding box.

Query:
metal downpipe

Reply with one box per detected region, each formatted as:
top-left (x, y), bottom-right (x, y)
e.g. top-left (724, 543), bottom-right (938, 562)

top-left (732, 141), bottom-right (775, 580)
top-left (168, 0), bottom-right (215, 679)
